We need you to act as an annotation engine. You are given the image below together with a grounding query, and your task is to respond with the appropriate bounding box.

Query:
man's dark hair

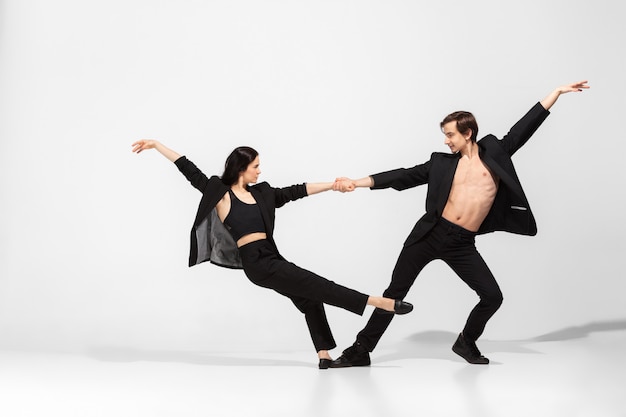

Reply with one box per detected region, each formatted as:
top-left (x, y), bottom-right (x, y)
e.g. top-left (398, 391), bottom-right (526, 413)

top-left (440, 111), bottom-right (479, 142)
top-left (221, 146), bottom-right (259, 185)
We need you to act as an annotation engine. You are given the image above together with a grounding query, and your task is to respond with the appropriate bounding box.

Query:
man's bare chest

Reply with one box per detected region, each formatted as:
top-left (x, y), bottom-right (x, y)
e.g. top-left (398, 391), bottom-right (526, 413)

top-left (451, 156), bottom-right (499, 191)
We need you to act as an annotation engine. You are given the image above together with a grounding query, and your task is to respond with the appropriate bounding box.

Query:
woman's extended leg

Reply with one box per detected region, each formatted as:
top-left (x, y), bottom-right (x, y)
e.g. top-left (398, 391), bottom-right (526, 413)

top-left (240, 241), bottom-right (370, 314)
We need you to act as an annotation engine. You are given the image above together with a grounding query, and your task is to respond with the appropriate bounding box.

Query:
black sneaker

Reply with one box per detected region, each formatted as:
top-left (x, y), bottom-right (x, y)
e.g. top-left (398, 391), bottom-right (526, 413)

top-left (331, 342), bottom-right (371, 367)
top-left (452, 333), bottom-right (489, 364)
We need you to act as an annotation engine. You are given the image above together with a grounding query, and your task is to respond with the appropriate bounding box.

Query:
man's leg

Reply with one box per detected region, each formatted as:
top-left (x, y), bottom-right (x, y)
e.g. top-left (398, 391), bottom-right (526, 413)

top-left (333, 240), bottom-right (436, 367)
top-left (443, 235), bottom-right (503, 364)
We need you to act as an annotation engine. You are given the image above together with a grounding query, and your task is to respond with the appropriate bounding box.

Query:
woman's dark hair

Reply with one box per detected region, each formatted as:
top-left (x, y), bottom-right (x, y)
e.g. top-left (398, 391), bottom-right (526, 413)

top-left (221, 146), bottom-right (259, 185)
top-left (440, 111), bottom-right (478, 142)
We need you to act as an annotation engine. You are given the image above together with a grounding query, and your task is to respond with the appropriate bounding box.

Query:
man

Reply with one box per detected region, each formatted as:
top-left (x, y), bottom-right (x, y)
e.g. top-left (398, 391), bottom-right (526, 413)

top-left (332, 81), bottom-right (589, 365)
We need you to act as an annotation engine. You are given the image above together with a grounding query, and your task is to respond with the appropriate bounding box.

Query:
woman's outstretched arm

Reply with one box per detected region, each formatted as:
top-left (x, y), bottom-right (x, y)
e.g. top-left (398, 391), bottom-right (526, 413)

top-left (306, 181), bottom-right (357, 195)
top-left (305, 182), bottom-right (333, 196)
top-left (131, 139), bottom-right (181, 162)
top-left (132, 139), bottom-right (210, 192)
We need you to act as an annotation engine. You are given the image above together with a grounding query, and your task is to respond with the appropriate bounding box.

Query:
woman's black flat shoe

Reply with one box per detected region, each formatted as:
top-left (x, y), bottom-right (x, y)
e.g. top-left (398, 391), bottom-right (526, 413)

top-left (318, 358), bottom-right (333, 369)
top-left (394, 300), bottom-right (413, 314)
top-left (384, 300), bottom-right (413, 315)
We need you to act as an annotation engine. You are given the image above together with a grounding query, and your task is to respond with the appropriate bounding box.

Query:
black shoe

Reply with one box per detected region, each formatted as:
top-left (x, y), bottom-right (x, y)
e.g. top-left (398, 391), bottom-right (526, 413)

top-left (331, 342), bottom-right (371, 368)
top-left (380, 300), bottom-right (414, 315)
top-left (452, 333), bottom-right (489, 364)
top-left (394, 300), bottom-right (413, 315)
top-left (318, 358), bottom-right (333, 369)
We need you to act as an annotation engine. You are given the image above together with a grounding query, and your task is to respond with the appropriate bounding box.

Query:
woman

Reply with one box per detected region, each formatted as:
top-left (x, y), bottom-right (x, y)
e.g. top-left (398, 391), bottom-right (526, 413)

top-left (131, 140), bottom-right (413, 368)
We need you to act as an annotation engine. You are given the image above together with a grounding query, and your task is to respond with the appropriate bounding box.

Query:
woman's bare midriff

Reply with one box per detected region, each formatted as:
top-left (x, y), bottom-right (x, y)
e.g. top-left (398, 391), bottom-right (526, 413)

top-left (237, 232), bottom-right (268, 247)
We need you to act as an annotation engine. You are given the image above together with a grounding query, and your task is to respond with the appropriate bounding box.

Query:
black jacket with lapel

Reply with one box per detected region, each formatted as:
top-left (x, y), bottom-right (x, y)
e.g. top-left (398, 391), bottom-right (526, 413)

top-left (174, 156), bottom-right (308, 269)
top-left (370, 102), bottom-right (550, 247)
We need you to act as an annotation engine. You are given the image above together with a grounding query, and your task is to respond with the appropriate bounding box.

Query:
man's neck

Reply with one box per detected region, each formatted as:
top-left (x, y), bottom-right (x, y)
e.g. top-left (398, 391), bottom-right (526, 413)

top-left (459, 141), bottom-right (479, 159)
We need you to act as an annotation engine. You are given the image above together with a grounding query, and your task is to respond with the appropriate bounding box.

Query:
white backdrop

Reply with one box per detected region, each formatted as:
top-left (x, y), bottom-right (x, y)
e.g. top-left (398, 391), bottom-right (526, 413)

top-left (1, 0), bottom-right (624, 355)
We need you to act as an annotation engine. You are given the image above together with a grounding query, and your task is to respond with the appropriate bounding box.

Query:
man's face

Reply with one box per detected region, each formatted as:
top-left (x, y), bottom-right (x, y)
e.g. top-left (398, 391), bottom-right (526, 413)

top-left (442, 121), bottom-right (472, 154)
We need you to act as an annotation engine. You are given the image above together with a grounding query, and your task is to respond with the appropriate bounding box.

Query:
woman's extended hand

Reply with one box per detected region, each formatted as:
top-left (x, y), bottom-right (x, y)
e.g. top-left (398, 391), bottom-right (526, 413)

top-left (131, 139), bottom-right (181, 162)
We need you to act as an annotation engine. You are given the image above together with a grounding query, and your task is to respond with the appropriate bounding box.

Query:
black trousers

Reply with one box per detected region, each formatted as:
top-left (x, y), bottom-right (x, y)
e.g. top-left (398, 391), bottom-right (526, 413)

top-left (238, 239), bottom-right (369, 352)
top-left (357, 217), bottom-right (503, 351)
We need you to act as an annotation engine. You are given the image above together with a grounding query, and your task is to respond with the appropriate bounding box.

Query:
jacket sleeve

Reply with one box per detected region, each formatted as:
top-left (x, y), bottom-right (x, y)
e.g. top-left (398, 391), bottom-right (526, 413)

top-left (174, 156), bottom-right (212, 193)
top-left (271, 183), bottom-right (309, 208)
top-left (499, 102), bottom-right (550, 156)
top-left (370, 159), bottom-right (431, 191)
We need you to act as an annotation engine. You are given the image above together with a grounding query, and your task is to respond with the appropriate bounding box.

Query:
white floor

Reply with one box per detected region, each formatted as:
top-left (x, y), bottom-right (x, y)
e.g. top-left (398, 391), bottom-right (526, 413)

top-left (2, 323), bottom-right (625, 417)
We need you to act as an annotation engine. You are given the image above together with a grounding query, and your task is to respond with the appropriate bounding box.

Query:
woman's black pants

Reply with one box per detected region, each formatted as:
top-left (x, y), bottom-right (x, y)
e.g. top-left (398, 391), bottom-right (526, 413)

top-left (239, 239), bottom-right (369, 352)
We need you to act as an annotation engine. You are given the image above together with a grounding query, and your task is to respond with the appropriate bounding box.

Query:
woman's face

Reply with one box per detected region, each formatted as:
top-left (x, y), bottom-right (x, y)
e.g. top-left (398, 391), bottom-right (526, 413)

top-left (240, 156), bottom-right (261, 184)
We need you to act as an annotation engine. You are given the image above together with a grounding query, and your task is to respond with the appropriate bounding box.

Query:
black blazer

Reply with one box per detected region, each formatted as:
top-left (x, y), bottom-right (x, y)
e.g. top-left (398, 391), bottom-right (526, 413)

top-left (370, 102), bottom-right (550, 247)
top-left (174, 156), bottom-right (308, 268)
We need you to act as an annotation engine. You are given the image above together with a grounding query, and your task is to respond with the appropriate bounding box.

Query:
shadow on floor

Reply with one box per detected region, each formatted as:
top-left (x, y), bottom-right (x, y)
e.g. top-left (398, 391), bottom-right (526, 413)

top-left (373, 318), bottom-right (626, 364)
top-left (85, 319), bottom-right (626, 367)
top-left (530, 319), bottom-right (626, 342)
top-left (85, 346), bottom-right (313, 368)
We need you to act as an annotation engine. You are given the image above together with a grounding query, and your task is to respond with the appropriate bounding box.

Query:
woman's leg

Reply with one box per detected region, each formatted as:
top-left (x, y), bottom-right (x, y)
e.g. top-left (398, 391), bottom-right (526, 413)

top-left (241, 241), bottom-right (370, 315)
top-left (279, 291), bottom-right (337, 352)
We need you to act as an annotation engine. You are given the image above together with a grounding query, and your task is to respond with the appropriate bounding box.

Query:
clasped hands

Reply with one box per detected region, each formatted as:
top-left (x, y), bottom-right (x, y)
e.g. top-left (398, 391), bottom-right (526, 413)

top-left (333, 177), bottom-right (356, 193)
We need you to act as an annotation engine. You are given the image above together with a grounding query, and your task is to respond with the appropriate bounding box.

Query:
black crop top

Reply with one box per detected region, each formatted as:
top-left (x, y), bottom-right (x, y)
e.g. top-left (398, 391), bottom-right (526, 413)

top-left (223, 189), bottom-right (266, 242)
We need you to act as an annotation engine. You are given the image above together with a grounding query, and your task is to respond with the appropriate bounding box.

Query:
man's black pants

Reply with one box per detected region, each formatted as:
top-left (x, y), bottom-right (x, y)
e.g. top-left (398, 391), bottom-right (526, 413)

top-left (357, 217), bottom-right (503, 351)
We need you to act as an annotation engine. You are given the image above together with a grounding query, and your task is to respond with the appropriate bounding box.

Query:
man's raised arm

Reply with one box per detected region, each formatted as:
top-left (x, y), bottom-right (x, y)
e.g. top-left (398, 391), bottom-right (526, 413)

top-left (540, 80), bottom-right (590, 110)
